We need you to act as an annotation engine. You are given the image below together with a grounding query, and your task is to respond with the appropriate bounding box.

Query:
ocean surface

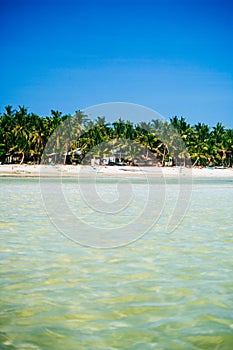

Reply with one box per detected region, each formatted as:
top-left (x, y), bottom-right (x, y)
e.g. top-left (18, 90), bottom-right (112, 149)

top-left (1, 177), bottom-right (233, 349)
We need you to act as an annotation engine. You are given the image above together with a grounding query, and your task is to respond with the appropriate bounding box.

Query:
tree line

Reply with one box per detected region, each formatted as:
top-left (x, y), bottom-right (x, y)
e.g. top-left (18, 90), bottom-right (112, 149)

top-left (0, 105), bottom-right (232, 167)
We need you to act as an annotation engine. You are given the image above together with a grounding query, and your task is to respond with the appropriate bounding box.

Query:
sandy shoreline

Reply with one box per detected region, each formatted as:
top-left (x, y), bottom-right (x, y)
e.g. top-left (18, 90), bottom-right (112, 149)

top-left (0, 164), bottom-right (233, 178)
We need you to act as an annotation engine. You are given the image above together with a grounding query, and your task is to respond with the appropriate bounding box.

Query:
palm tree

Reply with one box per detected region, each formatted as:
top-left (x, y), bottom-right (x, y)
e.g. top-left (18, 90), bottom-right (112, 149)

top-left (210, 122), bottom-right (227, 166)
top-left (50, 110), bottom-right (63, 151)
top-left (1, 105), bottom-right (233, 168)
top-left (189, 123), bottom-right (210, 166)
top-left (13, 106), bottom-right (30, 164)
top-left (0, 106), bottom-right (16, 163)
top-left (170, 116), bottom-right (192, 165)
top-left (112, 118), bottom-right (127, 140)
top-left (224, 129), bottom-right (233, 167)
top-left (135, 122), bottom-right (155, 161)
top-left (30, 114), bottom-right (47, 163)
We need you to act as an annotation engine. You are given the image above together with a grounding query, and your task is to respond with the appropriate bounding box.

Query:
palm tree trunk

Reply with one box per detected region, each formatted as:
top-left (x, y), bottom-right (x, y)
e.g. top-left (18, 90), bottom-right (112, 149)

top-left (63, 154), bottom-right (67, 165)
top-left (20, 152), bottom-right (25, 164)
top-left (193, 157), bottom-right (199, 167)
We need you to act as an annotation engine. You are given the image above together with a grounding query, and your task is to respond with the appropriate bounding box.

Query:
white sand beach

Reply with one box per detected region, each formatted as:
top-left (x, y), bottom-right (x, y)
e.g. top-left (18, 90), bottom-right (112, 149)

top-left (0, 164), bottom-right (233, 178)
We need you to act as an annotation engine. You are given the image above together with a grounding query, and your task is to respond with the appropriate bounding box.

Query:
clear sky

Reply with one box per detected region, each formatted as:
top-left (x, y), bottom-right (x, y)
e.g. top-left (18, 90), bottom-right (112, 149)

top-left (1, 0), bottom-right (233, 127)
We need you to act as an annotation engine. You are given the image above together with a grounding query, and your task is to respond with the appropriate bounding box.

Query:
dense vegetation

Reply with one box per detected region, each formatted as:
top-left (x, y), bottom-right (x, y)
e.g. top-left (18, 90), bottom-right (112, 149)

top-left (0, 105), bottom-right (232, 167)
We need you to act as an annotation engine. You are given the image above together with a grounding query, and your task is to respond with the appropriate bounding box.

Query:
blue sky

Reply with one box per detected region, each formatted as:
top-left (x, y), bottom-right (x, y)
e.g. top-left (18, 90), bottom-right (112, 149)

top-left (1, 0), bottom-right (233, 127)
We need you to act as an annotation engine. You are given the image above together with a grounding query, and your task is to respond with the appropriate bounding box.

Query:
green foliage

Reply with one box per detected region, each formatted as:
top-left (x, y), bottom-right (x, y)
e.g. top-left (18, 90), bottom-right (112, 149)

top-left (0, 106), bottom-right (232, 167)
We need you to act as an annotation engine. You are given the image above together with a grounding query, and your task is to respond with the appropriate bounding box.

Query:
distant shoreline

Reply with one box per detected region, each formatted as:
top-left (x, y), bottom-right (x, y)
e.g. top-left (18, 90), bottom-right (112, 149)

top-left (0, 164), bottom-right (233, 178)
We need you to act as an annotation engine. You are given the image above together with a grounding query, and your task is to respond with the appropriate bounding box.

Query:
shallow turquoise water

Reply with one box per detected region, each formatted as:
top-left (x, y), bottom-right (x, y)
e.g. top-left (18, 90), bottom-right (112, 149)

top-left (0, 177), bottom-right (233, 349)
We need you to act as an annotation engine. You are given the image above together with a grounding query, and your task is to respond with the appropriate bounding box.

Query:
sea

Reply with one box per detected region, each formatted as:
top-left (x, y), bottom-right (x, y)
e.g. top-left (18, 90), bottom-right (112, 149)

top-left (0, 176), bottom-right (233, 349)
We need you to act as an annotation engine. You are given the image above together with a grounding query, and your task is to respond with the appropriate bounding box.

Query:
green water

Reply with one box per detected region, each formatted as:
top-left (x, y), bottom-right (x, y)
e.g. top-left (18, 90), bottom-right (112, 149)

top-left (0, 178), bottom-right (233, 349)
